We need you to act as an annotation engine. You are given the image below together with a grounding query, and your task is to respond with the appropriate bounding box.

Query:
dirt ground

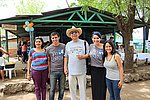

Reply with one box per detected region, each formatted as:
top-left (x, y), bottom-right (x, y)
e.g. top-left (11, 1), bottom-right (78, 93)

top-left (0, 59), bottom-right (150, 100)
top-left (0, 80), bottom-right (150, 100)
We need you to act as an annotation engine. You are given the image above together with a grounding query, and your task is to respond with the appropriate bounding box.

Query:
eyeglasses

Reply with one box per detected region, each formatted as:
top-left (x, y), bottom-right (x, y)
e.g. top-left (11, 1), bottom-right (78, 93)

top-left (51, 37), bottom-right (59, 39)
top-left (70, 31), bottom-right (78, 34)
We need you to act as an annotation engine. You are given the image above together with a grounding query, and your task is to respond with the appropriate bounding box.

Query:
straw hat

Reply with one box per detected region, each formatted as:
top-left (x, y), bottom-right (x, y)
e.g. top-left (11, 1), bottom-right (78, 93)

top-left (66, 26), bottom-right (82, 37)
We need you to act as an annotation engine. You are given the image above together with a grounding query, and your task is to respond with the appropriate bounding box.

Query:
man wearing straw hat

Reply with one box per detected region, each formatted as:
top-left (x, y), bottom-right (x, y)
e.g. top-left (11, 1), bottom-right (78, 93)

top-left (64, 26), bottom-right (89, 100)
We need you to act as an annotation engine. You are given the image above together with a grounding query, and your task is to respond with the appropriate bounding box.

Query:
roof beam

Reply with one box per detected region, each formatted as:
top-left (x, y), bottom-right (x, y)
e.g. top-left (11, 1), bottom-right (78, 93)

top-left (76, 12), bottom-right (85, 21)
top-left (0, 19), bottom-right (30, 23)
top-left (89, 10), bottom-right (114, 20)
top-left (68, 12), bottom-right (76, 20)
top-left (33, 20), bottom-right (116, 24)
top-left (84, 11), bottom-right (87, 21)
top-left (18, 25), bottom-right (114, 28)
top-left (88, 13), bottom-right (96, 21)
top-left (34, 10), bottom-right (81, 20)
top-left (96, 14), bottom-right (104, 22)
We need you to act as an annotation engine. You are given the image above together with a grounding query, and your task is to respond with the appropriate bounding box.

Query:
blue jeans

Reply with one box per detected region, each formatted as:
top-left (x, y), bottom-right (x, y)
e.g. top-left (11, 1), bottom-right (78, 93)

top-left (106, 78), bottom-right (121, 100)
top-left (49, 71), bottom-right (66, 100)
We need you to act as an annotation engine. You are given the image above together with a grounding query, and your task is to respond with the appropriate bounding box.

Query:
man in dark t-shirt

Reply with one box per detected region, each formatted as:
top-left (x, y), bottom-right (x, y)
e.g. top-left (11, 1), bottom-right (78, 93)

top-left (46, 32), bottom-right (65, 100)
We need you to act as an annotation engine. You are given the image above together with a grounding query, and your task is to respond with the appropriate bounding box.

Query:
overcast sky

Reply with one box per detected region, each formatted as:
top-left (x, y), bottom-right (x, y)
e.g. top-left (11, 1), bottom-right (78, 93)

top-left (0, 0), bottom-right (148, 40)
top-left (0, 0), bottom-right (76, 19)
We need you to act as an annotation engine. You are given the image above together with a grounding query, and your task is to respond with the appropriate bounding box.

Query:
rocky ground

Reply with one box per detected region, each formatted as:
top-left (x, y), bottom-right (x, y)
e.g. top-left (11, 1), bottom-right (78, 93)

top-left (0, 80), bottom-right (150, 100)
top-left (0, 60), bottom-right (150, 100)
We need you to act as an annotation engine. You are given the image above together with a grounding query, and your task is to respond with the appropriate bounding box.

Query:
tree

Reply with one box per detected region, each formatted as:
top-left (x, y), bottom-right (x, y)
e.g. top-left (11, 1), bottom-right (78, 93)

top-left (77, 0), bottom-right (138, 71)
top-left (16, 0), bottom-right (46, 15)
top-left (136, 0), bottom-right (150, 52)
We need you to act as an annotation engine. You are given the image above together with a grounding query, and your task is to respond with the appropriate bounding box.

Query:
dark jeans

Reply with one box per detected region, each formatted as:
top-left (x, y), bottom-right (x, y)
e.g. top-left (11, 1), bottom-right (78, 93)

top-left (91, 66), bottom-right (106, 100)
top-left (106, 78), bottom-right (121, 100)
top-left (32, 69), bottom-right (48, 100)
top-left (22, 51), bottom-right (28, 62)
top-left (49, 71), bottom-right (66, 100)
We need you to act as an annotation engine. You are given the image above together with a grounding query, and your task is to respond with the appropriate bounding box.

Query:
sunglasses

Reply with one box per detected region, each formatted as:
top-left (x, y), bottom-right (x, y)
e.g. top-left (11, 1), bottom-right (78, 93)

top-left (70, 31), bottom-right (78, 34)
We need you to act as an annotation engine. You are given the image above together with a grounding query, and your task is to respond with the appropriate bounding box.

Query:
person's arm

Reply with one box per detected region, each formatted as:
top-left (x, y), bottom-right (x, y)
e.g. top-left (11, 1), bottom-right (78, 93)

top-left (115, 54), bottom-right (124, 89)
top-left (0, 48), bottom-right (9, 55)
top-left (77, 54), bottom-right (89, 60)
top-left (47, 56), bottom-right (51, 78)
top-left (64, 57), bottom-right (68, 75)
top-left (77, 41), bottom-right (90, 60)
top-left (46, 48), bottom-right (50, 78)
top-left (27, 56), bottom-right (32, 81)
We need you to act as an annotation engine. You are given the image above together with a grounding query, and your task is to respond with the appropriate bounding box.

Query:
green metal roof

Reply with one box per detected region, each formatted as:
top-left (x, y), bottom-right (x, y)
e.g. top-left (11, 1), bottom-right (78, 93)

top-left (0, 6), bottom-right (144, 38)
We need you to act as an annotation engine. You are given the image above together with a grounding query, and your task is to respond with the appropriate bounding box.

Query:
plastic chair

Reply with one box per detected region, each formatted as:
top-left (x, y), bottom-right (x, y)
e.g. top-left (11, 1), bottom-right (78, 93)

top-left (4, 63), bottom-right (16, 79)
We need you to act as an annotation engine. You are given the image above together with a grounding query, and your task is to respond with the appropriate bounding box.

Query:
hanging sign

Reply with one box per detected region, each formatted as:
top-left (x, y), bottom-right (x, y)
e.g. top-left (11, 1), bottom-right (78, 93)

top-left (2, 24), bottom-right (17, 30)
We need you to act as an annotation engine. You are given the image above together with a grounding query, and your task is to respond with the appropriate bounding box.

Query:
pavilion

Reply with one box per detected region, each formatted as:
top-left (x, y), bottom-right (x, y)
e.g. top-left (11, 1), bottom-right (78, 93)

top-left (0, 6), bottom-right (144, 52)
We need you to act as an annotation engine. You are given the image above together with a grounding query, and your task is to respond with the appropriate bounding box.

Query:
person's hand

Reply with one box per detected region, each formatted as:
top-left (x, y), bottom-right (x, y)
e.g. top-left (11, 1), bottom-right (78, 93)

top-left (76, 54), bottom-right (83, 60)
top-left (48, 72), bottom-right (50, 78)
top-left (118, 80), bottom-right (123, 89)
top-left (27, 74), bottom-right (31, 81)
top-left (64, 67), bottom-right (68, 75)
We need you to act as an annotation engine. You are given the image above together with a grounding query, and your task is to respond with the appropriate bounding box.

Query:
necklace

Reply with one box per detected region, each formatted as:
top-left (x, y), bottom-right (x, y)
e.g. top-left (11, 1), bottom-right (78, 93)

top-left (107, 55), bottom-right (112, 61)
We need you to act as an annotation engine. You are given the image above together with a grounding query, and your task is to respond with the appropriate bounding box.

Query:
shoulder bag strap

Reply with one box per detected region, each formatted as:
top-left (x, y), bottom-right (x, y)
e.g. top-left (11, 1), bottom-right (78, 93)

top-left (84, 40), bottom-right (86, 54)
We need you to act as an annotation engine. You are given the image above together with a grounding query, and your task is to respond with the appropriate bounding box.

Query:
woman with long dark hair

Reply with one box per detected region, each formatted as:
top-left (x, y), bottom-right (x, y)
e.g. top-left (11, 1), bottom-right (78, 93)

top-left (27, 38), bottom-right (49, 100)
top-left (103, 41), bottom-right (123, 100)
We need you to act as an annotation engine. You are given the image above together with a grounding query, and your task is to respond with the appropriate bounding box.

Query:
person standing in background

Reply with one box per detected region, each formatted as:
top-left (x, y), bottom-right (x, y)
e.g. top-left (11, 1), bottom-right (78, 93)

top-left (118, 44), bottom-right (125, 54)
top-left (115, 42), bottom-right (119, 50)
top-left (0, 47), bottom-right (9, 81)
top-left (103, 41), bottom-right (124, 100)
top-left (27, 41), bottom-right (30, 53)
top-left (27, 38), bottom-right (49, 100)
top-left (108, 36), bottom-right (114, 43)
top-left (64, 26), bottom-right (89, 100)
top-left (46, 32), bottom-right (66, 100)
top-left (89, 31), bottom-right (106, 100)
top-left (17, 41), bottom-right (22, 61)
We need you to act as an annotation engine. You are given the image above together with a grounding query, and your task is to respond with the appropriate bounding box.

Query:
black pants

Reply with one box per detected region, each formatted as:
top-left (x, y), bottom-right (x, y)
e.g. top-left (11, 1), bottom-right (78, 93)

top-left (22, 52), bottom-right (28, 62)
top-left (91, 66), bottom-right (107, 100)
top-left (0, 66), bottom-right (4, 70)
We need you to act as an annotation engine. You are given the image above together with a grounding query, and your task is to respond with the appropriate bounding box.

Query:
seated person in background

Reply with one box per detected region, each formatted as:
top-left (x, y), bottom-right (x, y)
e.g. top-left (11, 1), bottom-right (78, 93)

top-left (118, 44), bottom-right (125, 54)
top-left (0, 47), bottom-right (9, 81)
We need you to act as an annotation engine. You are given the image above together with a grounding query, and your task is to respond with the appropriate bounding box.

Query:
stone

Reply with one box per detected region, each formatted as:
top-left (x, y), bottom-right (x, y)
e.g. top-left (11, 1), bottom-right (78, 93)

top-left (133, 74), bottom-right (140, 82)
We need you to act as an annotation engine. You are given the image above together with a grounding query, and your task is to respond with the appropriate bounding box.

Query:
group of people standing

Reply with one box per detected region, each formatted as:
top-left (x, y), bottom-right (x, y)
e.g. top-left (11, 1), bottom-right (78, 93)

top-left (27, 26), bottom-right (123, 100)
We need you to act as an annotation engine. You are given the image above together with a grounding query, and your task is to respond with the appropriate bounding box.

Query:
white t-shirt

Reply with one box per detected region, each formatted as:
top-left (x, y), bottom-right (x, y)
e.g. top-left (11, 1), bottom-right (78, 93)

top-left (65, 39), bottom-right (89, 75)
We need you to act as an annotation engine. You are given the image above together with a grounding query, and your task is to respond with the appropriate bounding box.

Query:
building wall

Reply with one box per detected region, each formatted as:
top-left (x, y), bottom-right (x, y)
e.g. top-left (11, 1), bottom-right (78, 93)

top-left (2, 37), bottom-right (29, 57)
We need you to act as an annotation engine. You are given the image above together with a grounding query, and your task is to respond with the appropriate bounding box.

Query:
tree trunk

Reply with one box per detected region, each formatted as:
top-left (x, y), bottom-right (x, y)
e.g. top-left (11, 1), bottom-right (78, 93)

top-left (123, 30), bottom-right (134, 71)
top-left (115, 0), bottom-right (136, 72)
top-left (145, 24), bottom-right (149, 40)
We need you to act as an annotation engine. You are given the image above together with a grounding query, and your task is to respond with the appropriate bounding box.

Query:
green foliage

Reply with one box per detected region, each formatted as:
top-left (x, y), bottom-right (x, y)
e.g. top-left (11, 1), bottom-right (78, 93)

top-left (136, 0), bottom-right (150, 22)
top-left (70, 2), bottom-right (77, 7)
top-left (16, 0), bottom-right (46, 15)
top-left (78, 0), bottom-right (150, 23)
